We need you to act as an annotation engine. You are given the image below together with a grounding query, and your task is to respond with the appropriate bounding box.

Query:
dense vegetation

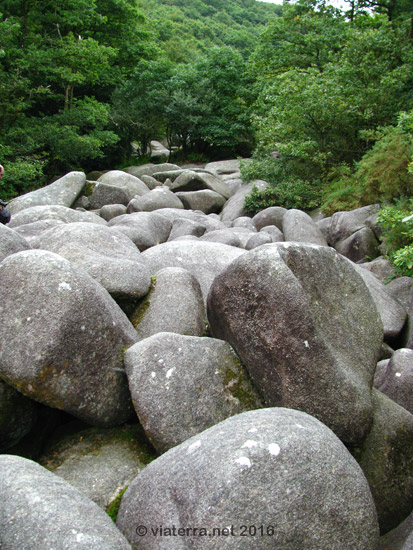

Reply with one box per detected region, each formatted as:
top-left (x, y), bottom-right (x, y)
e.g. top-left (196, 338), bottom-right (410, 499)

top-left (0, 0), bottom-right (279, 198)
top-left (0, 0), bottom-right (412, 273)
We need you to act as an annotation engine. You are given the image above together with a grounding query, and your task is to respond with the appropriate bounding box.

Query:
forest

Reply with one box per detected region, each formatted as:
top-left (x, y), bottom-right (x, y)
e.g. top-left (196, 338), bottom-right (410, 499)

top-left (0, 0), bottom-right (412, 272)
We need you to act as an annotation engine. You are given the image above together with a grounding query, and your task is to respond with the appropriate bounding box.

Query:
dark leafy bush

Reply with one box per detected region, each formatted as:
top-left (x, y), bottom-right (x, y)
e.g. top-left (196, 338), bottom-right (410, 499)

top-left (378, 199), bottom-right (413, 277)
top-left (244, 179), bottom-right (320, 216)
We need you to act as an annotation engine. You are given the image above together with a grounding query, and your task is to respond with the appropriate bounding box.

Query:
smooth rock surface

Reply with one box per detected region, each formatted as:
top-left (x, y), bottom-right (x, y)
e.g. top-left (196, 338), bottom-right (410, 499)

top-left (131, 267), bottom-right (206, 340)
top-left (32, 222), bottom-right (151, 299)
top-left (125, 333), bottom-right (262, 453)
top-left (0, 454), bottom-right (132, 549)
top-left (208, 243), bottom-right (383, 445)
top-left (142, 241), bottom-right (245, 302)
top-left (117, 408), bottom-right (379, 550)
top-left (107, 212), bottom-right (172, 251)
top-left (0, 223), bottom-right (30, 263)
top-left (8, 172), bottom-right (86, 215)
top-left (0, 250), bottom-right (137, 426)
top-left (353, 390), bottom-right (413, 534)
top-left (374, 348), bottom-right (413, 414)
top-left (282, 209), bottom-right (328, 246)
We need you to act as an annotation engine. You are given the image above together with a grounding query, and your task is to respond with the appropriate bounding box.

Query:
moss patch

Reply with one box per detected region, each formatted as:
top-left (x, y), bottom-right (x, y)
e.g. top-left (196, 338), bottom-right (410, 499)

top-left (106, 486), bottom-right (128, 522)
top-left (130, 275), bottom-right (157, 329)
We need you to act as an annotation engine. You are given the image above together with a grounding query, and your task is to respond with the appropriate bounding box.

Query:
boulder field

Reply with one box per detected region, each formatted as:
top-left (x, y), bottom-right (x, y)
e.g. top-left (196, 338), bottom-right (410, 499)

top-left (0, 160), bottom-right (412, 549)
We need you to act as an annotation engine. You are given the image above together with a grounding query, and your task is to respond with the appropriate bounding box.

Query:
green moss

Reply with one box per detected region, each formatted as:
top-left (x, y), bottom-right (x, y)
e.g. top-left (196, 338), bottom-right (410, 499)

top-left (106, 486), bottom-right (128, 522)
top-left (83, 180), bottom-right (96, 197)
top-left (221, 353), bottom-right (262, 410)
top-left (130, 276), bottom-right (157, 329)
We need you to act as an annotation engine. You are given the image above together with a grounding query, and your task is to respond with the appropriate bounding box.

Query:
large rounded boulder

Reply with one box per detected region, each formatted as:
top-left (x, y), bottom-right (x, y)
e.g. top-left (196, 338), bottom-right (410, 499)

top-left (117, 408), bottom-right (379, 550)
top-left (0, 250), bottom-right (137, 426)
top-left (207, 242), bottom-right (383, 445)
top-left (0, 454), bottom-right (132, 549)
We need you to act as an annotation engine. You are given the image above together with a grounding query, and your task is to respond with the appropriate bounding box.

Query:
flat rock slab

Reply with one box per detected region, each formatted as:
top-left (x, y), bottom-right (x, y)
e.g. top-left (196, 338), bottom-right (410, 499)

top-left (8, 171), bottom-right (86, 215)
top-left (0, 454), bottom-right (132, 549)
top-left (0, 250), bottom-right (137, 426)
top-left (124, 333), bottom-right (262, 453)
top-left (207, 242), bottom-right (383, 445)
top-left (117, 408), bottom-right (379, 550)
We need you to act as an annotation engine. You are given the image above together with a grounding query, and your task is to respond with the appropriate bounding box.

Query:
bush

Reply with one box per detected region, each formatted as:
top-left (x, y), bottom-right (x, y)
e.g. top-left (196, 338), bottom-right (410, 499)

top-left (244, 179), bottom-right (320, 216)
top-left (377, 199), bottom-right (413, 277)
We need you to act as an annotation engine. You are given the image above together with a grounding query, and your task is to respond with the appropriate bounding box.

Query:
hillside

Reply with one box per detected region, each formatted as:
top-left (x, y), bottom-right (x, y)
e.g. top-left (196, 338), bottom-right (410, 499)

top-left (136, 0), bottom-right (282, 60)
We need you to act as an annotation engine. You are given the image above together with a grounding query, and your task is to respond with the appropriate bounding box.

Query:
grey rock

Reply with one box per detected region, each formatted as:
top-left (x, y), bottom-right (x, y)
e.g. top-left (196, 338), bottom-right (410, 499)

top-left (386, 277), bottom-right (413, 311)
top-left (0, 250), bottom-right (137, 426)
top-left (117, 408), bottom-right (379, 550)
top-left (245, 232), bottom-right (273, 250)
top-left (170, 171), bottom-right (234, 199)
top-left (175, 190), bottom-right (226, 214)
top-left (199, 228), bottom-right (244, 248)
top-left (32, 222), bottom-right (151, 300)
top-left (282, 209), bottom-right (328, 246)
top-left (8, 204), bottom-right (106, 228)
top-left (0, 454), bottom-right (132, 549)
top-left (204, 159), bottom-right (241, 176)
top-left (359, 256), bottom-right (397, 283)
top-left (8, 172), bottom-right (86, 215)
top-left (375, 348), bottom-right (413, 414)
top-left (354, 264), bottom-right (407, 342)
top-left (0, 379), bottom-right (38, 451)
top-left (40, 424), bottom-right (154, 509)
top-left (157, 208), bottom-right (227, 233)
top-left (353, 390), bottom-right (413, 534)
top-left (231, 216), bottom-right (257, 231)
top-left (140, 175), bottom-right (162, 190)
top-left (131, 267), bottom-right (206, 340)
top-left (380, 511), bottom-right (413, 550)
top-left (317, 216), bottom-right (332, 243)
top-left (90, 171), bottom-right (150, 209)
top-left (123, 163), bottom-right (180, 179)
top-left (100, 204), bottom-right (127, 221)
top-left (13, 219), bottom-right (67, 244)
top-left (408, 294), bottom-right (413, 350)
top-left (142, 240), bottom-right (245, 302)
top-left (207, 243), bottom-right (383, 445)
top-left (151, 169), bottom-right (189, 183)
top-left (149, 140), bottom-right (169, 162)
top-left (167, 218), bottom-right (206, 241)
top-left (329, 204), bottom-right (380, 246)
top-left (73, 194), bottom-right (90, 209)
top-left (124, 333), bottom-right (262, 453)
top-left (107, 212), bottom-right (172, 251)
top-left (260, 224), bottom-right (284, 242)
top-left (127, 186), bottom-right (184, 212)
top-left (0, 223), bottom-right (30, 263)
top-left (252, 206), bottom-right (287, 231)
top-left (335, 226), bottom-right (381, 263)
top-left (374, 359), bottom-right (391, 388)
top-left (379, 342), bottom-right (394, 361)
top-left (221, 180), bottom-right (268, 223)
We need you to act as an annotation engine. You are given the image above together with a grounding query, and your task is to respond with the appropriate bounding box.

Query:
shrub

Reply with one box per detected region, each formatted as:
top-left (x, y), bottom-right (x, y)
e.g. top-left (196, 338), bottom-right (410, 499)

top-left (377, 199), bottom-right (413, 277)
top-left (244, 179), bottom-right (320, 216)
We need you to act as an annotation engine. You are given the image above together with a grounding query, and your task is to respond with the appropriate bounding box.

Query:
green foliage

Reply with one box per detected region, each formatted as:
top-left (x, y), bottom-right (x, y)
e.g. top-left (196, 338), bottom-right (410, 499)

top-left (106, 487), bottom-right (128, 522)
top-left (378, 200), bottom-right (413, 277)
top-left (354, 125), bottom-right (413, 204)
top-left (244, 180), bottom-right (320, 216)
top-left (250, 1), bottom-right (413, 213)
